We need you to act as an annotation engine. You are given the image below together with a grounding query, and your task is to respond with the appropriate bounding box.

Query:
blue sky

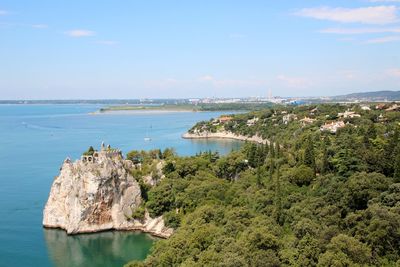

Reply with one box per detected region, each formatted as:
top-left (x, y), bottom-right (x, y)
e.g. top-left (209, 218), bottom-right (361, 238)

top-left (0, 0), bottom-right (399, 99)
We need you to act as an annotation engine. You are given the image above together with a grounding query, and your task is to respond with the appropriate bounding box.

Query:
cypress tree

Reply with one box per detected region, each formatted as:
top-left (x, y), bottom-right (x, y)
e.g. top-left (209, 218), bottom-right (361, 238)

top-left (276, 141), bottom-right (281, 158)
top-left (304, 135), bottom-right (316, 171)
top-left (256, 167), bottom-right (263, 188)
top-left (387, 128), bottom-right (399, 175)
top-left (268, 141), bottom-right (275, 180)
top-left (269, 141), bottom-right (275, 159)
top-left (275, 162), bottom-right (283, 225)
top-left (248, 144), bottom-right (257, 168)
top-left (394, 144), bottom-right (400, 182)
top-left (269, 157), bottom-right (275, 181)
top-left (366, 123), bottom-right (377, 140)
top-left (321, 140), bottom-right (329, 174)
top-left (256, 145), bottom-right (265, 167)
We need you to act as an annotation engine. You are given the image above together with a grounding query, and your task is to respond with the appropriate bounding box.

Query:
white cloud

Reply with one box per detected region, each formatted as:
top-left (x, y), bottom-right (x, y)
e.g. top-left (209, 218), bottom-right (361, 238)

top-left (320, 27), bottom-right (400, 34)
top-left (340, 70), bottom-right (358, 79)
top-left (32, 24), bottom-right (48, 29)
top-left (386, 68), bottom-right (400, 77)
top-left (199, 75), bottom-right (214, 81)
top-left (97, 40), bottom-right (118, 46)
top-left (366, 35), bottom-right (400, 43)
top-left (0, 10), bottom-right (7, 16)
top-left (296, 6), bottom-right (399, 24)
top-left (65, 29), bottom-right (95, 37)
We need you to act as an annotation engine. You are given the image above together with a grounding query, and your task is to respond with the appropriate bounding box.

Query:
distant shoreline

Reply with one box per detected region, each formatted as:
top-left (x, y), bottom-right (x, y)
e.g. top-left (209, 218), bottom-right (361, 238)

top-left (182, 131), bottom-right (269, 144)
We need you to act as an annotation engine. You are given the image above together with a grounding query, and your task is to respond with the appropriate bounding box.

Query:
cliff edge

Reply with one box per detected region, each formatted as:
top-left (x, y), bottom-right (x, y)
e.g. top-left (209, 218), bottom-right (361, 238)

top-left (43, 144), bottom-right (173, 238)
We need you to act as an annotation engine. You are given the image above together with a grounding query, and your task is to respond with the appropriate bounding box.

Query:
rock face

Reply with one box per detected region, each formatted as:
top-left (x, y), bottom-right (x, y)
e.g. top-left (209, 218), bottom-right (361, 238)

top-left (43, 146), bottom-right (173, 238)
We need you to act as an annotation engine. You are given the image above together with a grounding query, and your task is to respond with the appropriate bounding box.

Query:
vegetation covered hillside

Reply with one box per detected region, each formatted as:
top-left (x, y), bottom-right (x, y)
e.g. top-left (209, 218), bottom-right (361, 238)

top-left (126, 103), bottom-right (400, 267)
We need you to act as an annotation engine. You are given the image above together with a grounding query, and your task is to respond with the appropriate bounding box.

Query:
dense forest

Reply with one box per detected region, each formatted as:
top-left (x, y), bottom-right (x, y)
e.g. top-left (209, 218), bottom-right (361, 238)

top-left (125, 103), bottom-right (400, 267)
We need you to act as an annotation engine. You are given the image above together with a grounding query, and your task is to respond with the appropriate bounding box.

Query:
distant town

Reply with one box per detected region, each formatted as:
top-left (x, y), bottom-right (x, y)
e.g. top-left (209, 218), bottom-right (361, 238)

top-left (1, 90), bottom-right (399, 105)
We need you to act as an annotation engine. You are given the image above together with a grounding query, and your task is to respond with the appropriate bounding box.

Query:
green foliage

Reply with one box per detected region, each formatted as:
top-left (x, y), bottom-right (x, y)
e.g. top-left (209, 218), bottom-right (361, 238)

top-left (318, 234), bottom-right (372, 266)
top-left (288, 165), bottom-right (315, 186)
top-left (214, 151), bottom-right (248, 181)
top-left (83, 146), bottom-right (95, 156)
top-left (145, 180), bottom-right (176, 217)
top-left (344, 172), bottom-right (390, 210)
top-left (128, 103), bottom-right (400, 266)
top-left (131, 205), bottom-right (146, 221)
top-left (162, 148), bottom-right (177, 160)
top-left (163, 210), bottom-right (182, 229)
top-left (394, 144), bottom-right (400, 182)
top-left (304, 135), bottom-right (316, 171)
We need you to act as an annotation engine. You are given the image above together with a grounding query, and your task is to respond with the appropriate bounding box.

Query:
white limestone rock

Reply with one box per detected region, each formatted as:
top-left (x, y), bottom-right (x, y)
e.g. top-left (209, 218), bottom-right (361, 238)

top-left (43, 148), bottom-right (173, 238)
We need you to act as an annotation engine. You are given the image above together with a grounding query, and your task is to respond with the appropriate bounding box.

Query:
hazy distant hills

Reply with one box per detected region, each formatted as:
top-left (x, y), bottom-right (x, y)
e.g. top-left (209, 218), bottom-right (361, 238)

top-left (1, 90), bottom-right (399, 104)
top-left (333, 90), bottom-right (400, 101)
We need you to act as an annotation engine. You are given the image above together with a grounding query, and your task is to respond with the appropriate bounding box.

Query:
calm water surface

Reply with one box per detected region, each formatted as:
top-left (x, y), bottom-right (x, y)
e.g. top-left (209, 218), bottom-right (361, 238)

top-left (0, 105), bottom-right (241, 267)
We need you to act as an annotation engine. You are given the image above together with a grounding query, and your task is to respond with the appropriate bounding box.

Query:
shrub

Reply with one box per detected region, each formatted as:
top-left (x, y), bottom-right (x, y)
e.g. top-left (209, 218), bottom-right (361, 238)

top-left (131, 205), bottom-right (145, 221)
top-left (288, 165), bottom-right (315, 186)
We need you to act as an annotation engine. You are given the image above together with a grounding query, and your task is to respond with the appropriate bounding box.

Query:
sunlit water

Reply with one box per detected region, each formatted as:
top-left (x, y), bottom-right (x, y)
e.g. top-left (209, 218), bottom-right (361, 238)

top-left (0, 105), bottom-right (242, 267)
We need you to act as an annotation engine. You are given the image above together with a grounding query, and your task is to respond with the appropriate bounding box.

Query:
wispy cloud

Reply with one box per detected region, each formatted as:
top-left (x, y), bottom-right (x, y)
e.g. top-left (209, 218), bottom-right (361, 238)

top-left (386, 68), bottom-right (400, 77)
top-left (276, 74), bottom-right (311, 88)
top-left (296, 6), bottom-right (399, 25)
top-left (366, 35), bottom-right (400, 43)
top-left (65, 29), bottom-right (95, 37)
top-left (0, 10), bottom-right (7, 16)
top-left (32, 24), bottom-right (48, 29)
top-left (369, 0), bottom-right (400, 2)
top-left (229, 33), bottom-right (246, 39)
top-left (198, 75), bottom-right (267, 88)
top-left (320, 27), bottom-right (400, 34)
top-left (340, 70), bottom-right (358, 79)
top-left (97, 40), bottom-right (118, 46)
top-left (199, 75), bottom-right (214, 81)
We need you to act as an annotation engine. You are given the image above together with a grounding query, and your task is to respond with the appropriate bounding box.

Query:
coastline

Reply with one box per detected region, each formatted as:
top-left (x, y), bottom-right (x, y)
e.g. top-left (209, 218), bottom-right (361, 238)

top-left (43, 225), bottom-right (172, 239)
top-left (43, 212), bottom-right (173, 239)
top-left (182, 131), bottom-right (269, 145)
top-left (90, 109), bottom-right (198, 115)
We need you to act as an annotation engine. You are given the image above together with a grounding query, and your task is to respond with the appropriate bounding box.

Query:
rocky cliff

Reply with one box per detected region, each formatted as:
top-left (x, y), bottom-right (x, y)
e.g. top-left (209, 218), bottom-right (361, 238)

top-left (43, 146), bottom-right (173, 238)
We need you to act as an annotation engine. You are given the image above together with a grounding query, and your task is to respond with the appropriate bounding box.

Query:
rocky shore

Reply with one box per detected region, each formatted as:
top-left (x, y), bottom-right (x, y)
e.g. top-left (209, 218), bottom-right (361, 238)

top-left (43, 144), bottom-right (173, 238)
top-left (182, 131), bottom-right (268, 144)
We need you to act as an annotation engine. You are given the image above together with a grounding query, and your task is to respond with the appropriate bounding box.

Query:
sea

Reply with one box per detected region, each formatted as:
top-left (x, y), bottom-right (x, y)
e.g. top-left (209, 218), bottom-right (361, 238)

top-left (0, 104), bottom-right (242, 267)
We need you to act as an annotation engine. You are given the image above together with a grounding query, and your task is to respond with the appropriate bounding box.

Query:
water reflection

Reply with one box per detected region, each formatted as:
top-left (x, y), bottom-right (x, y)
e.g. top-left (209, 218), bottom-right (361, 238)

top-left (44, 229), bottom-right (156, 267)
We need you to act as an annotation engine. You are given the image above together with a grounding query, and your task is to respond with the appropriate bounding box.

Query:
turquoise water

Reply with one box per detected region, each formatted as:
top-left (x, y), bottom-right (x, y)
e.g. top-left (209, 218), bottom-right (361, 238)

top-left (0, 105), bottom-right (241, 267)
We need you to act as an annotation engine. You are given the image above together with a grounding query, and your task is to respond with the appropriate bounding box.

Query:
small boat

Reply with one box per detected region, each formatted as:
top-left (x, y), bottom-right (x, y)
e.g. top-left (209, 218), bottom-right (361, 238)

top-left (144, 125), bottom-right (152, 141)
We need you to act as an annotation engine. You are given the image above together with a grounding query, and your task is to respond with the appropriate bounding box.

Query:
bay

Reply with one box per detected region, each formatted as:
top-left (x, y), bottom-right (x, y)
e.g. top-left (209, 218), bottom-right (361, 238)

top-left (0, 104), bottom-right (241, 267)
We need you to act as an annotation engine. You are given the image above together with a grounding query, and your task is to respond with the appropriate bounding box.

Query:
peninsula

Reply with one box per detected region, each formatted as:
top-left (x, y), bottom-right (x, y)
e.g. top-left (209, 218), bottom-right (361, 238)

top-left (43, 143), bottom-right (173, 238)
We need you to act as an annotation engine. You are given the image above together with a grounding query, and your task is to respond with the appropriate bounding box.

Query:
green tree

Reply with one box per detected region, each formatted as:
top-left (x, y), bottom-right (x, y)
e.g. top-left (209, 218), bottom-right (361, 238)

top-left (366, 122), bottom-right (377, 140)
top-left (269, 141), bottom-right (275, 159)
top-left (321, 140), bottom-right (329, 174)
top-left (318, 234), bottom-right (372, 266)
top-left (275, 162), bottom-right (283, 225)
top-left (304, 135), bottom-right (316, 171)
top-left (162, 148), bottom-right (176, 159)
top-left (394, 144), bottom-right (400, 182)
top-left (83, 146), bottom-right (95, 156)
top-left (288, 165), bottom-right (315, 186)
top-left (345, 172), bottom-right (389, 210)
